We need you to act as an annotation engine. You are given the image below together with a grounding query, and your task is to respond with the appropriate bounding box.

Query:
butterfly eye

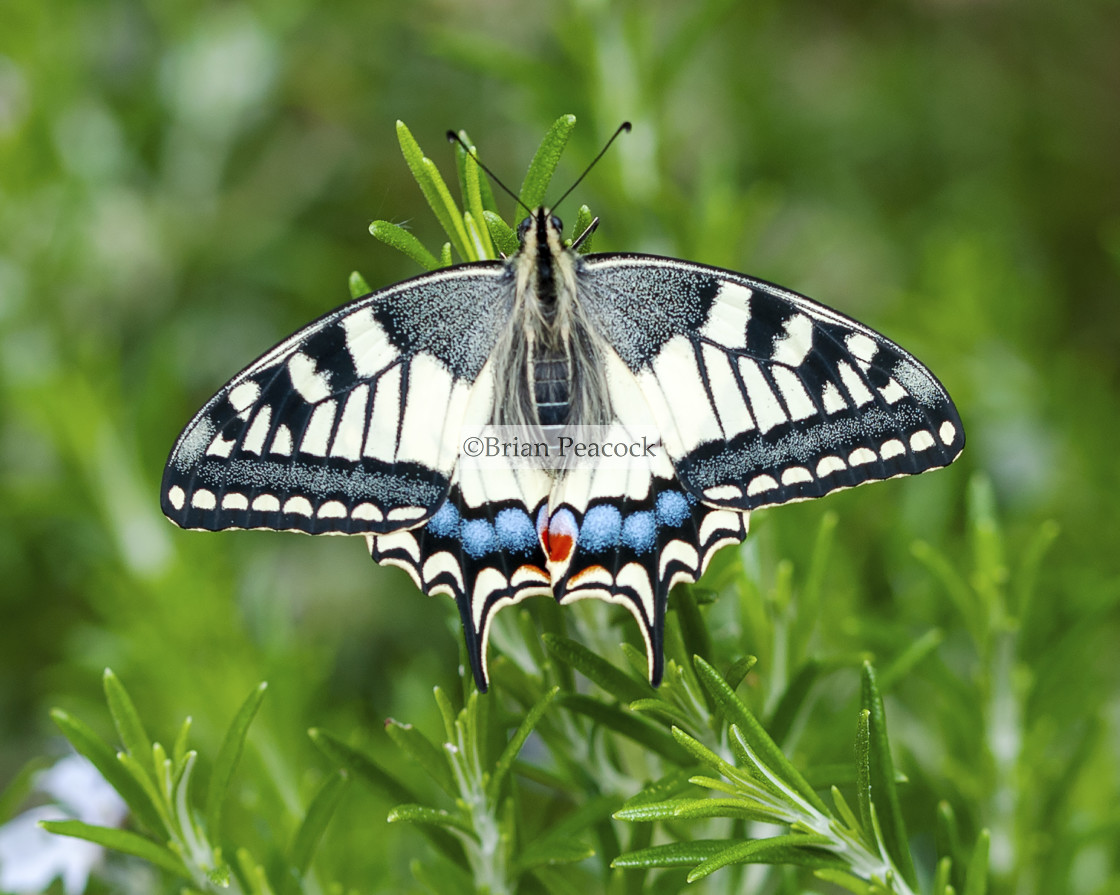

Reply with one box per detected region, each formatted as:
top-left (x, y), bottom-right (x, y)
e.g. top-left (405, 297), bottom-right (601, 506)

top-left (517, 217), bottom-right (532, 241)
top-left (550, 215), bottom-right (563, 232)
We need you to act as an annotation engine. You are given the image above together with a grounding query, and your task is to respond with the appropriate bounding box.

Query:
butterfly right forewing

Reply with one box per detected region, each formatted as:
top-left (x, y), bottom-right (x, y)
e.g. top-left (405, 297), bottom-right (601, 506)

top-left (161, 263), bottom-right (510, 536)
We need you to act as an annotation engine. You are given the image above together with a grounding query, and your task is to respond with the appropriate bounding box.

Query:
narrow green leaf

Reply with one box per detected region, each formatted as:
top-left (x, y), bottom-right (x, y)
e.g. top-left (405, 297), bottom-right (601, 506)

top-left (694, 656), bottom-right (828, 813)
top-left (687, 834), bottom-right (841, 881)
top-left (486, 686), bottom-right (558, 802)
top-left (561, 695), bottom-right (692, 763)
top-left (368, 221), bottom-right (439, 271)
top-left (433, 686), bottom-right (458, 743)
top-left (460, 689), bottom-right (484, 775)
top-left (569, 205), bottom-right (594, 253)
top-left (0, 757), bottom-right (49, 824)
top-left (426, 155), bottom-right (473, 259)
top-left (801, 511), bottom-right (838, 620)
top-left (911, 540), bottom-right (983, 646)
top-left (543, 634), bottom-right (649, 702)
top-left (102, 669), bottom-right (153, 776)
top-left (348, 270), bottom-right (371, 298)
top-left (308, 728), bottom-right (414, 804)
top-left (671, 797), bottom-right (787, 824)
top-left (395, 121), bottom-right (471, 260)
top-left (485, 211), bottom-right (519, 256)
top-left (669, 726), bottom-right (729, 775)
top-left (877, 628), bottom-right (944, 692)
top-left (520, 114), bottom-right (577, 208)
top-left (1014, 519), bottom-right (1059, 627)
top-left (620, 642), bottom-right (652, 681)
top-left (287, 770), bottom-right (349, 884)
top-left (830, 785), bottom-right (861, 833)
top-left (813, 867), bottom-right (876, 894)
top-left (387, 803), bottom-right (475, 837)
top-left (152, 741), bottom-right (171, 802)
top-left (724, 728), bottom-right (793, 802)
top-left (617, 768), bottom-right (702, 810)
top-left (861, 662), bottom-right (917, 888)
top-left (934, 856), bottom-right (954, 895)
top-left (614, 797), bottom-right (708, 822)
top-left (936, 800), bottom-right (964, 871)
top-left (723, 656), bottom-right (757, 693)
top-left (687, 774), bottom-right (747, 796)
top-left (440, 242), bottom-right (453, 267)
top-left (385, 719), bottom-right (456, 798)
top-left (50, 709), bottom-right (166, 836)
top-left (967, 475), bottom-right (1005, 591)
top-left (628, 698), bottom-right (694, 729)
top-left (171, 752), bottom-right (207, 866)
top-left (672, 585), bottom-right (712, 668)
top-left (962, 829), bottom-right (989, 895)
top-left (237, 846), bottom-right (277, 895)
top-left (40, 819), bottom-right (188, 877)
top-left (855, 708), bottom-right (873, 843)
top-left (462, 211), bottom-right (493, 261)
top-left (117, 751), bottom-right (174, 835)
top-left (612, 840), bottom-right (729, 869)
top-left (451, 132), bottom-right (495, 259)
top-left (171, 717), bottom-right (192, 773)
top-left (205, 682), bottom-right (267, 842)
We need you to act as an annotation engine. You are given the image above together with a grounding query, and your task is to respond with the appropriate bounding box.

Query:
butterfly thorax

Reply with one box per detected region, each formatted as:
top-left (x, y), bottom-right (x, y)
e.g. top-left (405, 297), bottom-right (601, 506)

top-left (491, 208), bottom-right (611, 437)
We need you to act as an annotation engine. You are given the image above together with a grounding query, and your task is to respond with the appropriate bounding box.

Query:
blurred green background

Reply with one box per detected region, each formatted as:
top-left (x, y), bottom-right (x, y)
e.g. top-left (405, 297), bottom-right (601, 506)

top-left (1, 0), bottom-right (1118, 892)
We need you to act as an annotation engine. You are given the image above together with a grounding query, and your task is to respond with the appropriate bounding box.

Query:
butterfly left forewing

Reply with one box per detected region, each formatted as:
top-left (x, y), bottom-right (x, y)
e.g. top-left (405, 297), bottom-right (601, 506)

top-left (580, 254), bottom-right (964, 512)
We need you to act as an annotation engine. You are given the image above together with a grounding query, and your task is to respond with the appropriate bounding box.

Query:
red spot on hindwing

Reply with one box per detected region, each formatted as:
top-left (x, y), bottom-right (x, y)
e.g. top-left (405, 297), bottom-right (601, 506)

top-left (540, 507), bottom-right (578, 564)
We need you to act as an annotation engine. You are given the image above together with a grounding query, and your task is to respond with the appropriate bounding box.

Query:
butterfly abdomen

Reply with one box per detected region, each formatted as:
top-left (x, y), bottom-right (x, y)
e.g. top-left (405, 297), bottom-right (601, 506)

top-left (533, 355), bottom-right (570, 425)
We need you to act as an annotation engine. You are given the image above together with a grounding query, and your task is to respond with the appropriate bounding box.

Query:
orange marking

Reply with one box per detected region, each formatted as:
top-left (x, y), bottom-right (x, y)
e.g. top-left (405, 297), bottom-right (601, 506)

top-left (513, 564), bottom-right (549, 583)
top-left (547, 532), bottom-right (573, 563)
top-left (570, 564), bottom-right (610, 586)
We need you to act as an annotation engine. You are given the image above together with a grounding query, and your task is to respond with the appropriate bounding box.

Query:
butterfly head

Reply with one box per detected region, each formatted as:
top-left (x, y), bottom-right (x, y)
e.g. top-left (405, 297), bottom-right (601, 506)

top-left (517, 208), bottom-right (564, 249)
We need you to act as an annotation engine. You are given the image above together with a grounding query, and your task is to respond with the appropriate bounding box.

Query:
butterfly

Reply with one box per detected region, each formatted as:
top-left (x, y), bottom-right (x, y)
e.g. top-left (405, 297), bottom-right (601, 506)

top-left (162, 151), bottom-right (963, 692)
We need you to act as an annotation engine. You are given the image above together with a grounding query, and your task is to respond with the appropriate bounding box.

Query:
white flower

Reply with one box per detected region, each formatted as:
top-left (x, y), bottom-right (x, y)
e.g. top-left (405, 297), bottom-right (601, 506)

top-left (0, 754), bottom-right (128, 895)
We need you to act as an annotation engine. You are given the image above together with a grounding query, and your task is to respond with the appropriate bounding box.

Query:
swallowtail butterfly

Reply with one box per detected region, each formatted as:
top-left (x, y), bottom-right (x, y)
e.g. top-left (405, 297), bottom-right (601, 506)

top-left (162, 146), bottom-right (963, 692)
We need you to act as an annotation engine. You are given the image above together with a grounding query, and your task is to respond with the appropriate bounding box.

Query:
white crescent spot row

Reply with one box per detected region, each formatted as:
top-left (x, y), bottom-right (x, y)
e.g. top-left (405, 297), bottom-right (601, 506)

top-left (700, 420), bottom-right (960, 503)
top-left (165, 483), bottom-right (428, 524)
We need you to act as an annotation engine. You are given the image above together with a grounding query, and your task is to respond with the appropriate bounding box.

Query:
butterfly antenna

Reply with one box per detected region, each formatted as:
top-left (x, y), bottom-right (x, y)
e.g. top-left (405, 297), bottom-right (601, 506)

top-left (551, 121), bottom-right (631, 212)
top-left (446, 130), bottom-right (533, 217)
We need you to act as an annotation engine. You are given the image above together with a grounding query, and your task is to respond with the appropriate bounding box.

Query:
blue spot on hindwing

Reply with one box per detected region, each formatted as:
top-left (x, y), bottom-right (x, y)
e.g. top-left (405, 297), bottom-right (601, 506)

top-left (494, 508), bottom-right (537, 555)
top-left (655, 490), bottom-right (691, 527)
top-left (460, 518), bottom-right (498, 558)
top-left (621, 511), bottom-right (656, 554)
top-left (579, 504), bottom-right (622, 553)
top-left (427, 501), bottom-right (460, 538)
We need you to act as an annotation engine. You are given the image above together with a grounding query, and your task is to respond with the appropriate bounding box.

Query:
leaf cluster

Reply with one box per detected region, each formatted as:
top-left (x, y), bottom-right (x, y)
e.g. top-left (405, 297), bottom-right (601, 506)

top-left (44, 672), bottom-right (347, 895)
